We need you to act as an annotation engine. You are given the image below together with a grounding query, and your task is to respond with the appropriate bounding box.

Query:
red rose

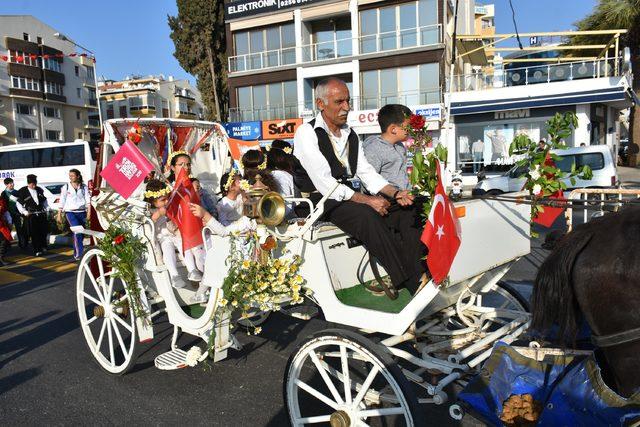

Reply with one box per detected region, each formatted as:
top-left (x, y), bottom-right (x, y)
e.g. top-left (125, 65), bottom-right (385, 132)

top-left (114, 235), bottom-right (125, 245)
top-left (409, 114), bottom-right (426, 131)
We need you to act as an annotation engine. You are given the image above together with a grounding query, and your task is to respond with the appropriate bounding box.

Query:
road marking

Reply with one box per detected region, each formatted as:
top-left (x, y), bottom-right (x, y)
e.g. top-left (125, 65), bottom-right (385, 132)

top-left (0, 270), bottom-right (31, 285)
top-left (5, 255), bottom-right (47, 265)
top-left (49, 247), bottom-right (74, 256)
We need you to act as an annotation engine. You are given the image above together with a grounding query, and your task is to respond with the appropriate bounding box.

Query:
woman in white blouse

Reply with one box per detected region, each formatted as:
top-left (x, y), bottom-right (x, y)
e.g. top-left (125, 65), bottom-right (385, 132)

top-left (57, 169), bottom-right (91, 260)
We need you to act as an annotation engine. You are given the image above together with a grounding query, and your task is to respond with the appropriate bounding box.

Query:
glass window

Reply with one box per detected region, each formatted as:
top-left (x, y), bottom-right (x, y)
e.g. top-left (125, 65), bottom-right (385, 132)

top-left (361, 70), bottom-right (379, 109)
top-left (252, 85), bottom-right (267, 108)
top-left (336, 17), bottom-right (352, 57)
top-left (283, 81), bottom-right (297, 116)
top-left (379, 7), bottom-right (397, 51)
top-left (419, 63), bottom-right (440, 103)
top-left (380, 69), bottom-right (398, 105)
top-left (419, 0), bottom-right (438, 26)
top-left (266, 27), bottom-right (281, 67)
top-left (576, 153), bottom-right (605, 170)
top-left (16, 103), bottom-right (33, 115)
top-left (399, 3), bottom-right (417, 48)
top-left (249, 30), bottom-right (264, 69)
top-left (312, 20), bottom-right (335, 60)
top-left (237, 86), bottom-right (252, 110)
top-left (400, 66), bottom-right (420, 105)
top-left (268, 82), bottom-right (282, 107)
top-left (60, 146), bottom-right (85, 166)
top-left (281, 24), bottom-right (296, 65)
top-left (556, 155), bottom-right (575, 173)
top-left (360, 9), bottom-right (377, 54)
top-left (43, 106), bottom-right (59, 118)
top-left (45, 130), bottom-right (61, 141)
top-left (17, 128), bottom-right (37, 140)
top-left (235, 32), bottom-right (249, 56)
top-left (9, 149), bottom-right (34, 168)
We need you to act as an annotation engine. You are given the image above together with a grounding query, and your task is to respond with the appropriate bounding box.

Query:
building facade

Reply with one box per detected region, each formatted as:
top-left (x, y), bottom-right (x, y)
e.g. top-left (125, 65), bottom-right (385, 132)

top-left (0, 15), bottom-right (100, 146)
top-left (224, 0), bottom-right (467, 142)
top-left (98, 75), bottom-right (206, 121)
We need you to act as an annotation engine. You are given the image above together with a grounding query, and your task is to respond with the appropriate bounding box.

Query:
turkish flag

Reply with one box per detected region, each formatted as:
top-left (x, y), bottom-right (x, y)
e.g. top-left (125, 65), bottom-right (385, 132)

top-left (166, 168), bottom-right (203, 253)
top-left (100, 140), bottom-right (154, 199)
top-left (420, 161), bottom-right (462, 285)
top-left (533, 190), bottom-right (566, 227)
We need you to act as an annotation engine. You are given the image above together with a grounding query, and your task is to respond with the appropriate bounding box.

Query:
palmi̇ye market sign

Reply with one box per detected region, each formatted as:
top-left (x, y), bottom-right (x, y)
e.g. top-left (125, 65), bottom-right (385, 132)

top-left (225, 0), bottom-right (324, 20)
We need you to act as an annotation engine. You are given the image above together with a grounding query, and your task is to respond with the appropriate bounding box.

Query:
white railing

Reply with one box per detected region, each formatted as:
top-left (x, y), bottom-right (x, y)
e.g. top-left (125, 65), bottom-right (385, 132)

top-left (228, 24), bottom-right (442, 73)
top-left (452, 57), bottom-right (622, 92)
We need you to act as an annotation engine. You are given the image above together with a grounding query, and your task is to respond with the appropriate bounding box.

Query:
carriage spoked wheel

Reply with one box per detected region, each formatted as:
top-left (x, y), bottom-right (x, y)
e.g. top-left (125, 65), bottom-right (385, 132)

top-left (362, 256), bottom-right (398, 300)
top-left (285, 329), bottom-right (424, 426)
top-left (76, 248), bottom-right (139, 375)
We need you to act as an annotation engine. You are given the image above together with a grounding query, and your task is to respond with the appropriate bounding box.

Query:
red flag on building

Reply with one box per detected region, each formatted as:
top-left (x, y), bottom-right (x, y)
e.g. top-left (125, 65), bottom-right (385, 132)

top-left (100, 140), bottom-right (154, 199)
top-left (420, 161), bottom-right (462, 284)
top-left (166, 168), bottom-right (203, 253)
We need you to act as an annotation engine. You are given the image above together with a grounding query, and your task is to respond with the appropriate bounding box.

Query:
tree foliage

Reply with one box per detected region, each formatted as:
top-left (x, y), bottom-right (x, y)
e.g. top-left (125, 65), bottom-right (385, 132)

top-left (168, 0), bottom-right (228, 121)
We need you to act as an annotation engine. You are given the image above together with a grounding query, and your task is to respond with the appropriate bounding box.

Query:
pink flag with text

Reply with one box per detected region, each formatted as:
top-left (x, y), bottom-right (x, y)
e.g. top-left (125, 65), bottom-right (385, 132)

top-left (100, 140), bottom-right (154, 199)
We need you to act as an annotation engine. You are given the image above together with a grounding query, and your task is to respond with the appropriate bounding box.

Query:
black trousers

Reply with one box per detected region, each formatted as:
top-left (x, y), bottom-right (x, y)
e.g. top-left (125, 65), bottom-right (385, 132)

top-left (0, 234), bottom-right (9, 258)
top-left (10, 212), bottom-right (25, 248)
top-left (322, 200), bottom-right (427, 293)
top-left (25, 213), bottom-right (48, 253)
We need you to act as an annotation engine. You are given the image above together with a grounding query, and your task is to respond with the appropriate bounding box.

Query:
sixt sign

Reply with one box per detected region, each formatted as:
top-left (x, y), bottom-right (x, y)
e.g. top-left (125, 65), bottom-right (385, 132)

top-left (224, 121), bottom-right (262, 141)
top-left (225, 0), bottom-right (323, 20)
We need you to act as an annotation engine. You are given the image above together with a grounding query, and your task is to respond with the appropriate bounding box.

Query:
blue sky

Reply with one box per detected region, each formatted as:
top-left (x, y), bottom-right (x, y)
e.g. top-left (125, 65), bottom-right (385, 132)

top-left (2, 0), bottom-right (599, 84)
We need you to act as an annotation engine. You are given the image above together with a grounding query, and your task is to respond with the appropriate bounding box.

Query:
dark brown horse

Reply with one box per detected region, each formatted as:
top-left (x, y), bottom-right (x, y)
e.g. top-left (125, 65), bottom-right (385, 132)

top-left (531, 206), bottom-right (640, 398)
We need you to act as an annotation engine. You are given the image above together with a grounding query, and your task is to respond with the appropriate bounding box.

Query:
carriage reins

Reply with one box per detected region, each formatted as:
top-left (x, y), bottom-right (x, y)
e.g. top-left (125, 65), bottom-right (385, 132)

top-left (591, 326), bottom-right (640, 348)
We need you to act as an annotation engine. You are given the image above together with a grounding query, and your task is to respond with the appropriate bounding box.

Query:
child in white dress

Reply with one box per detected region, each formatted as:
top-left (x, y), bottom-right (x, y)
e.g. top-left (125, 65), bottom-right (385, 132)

top-left (217, 170), bottom-right (244, 226)
top-left (145, 179), bottom-right (205, 289)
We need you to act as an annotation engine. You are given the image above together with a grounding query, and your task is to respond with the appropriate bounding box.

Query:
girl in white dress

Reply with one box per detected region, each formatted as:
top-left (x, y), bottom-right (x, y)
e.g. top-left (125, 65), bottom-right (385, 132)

top-left (217, 170), bottom-right (244, 226)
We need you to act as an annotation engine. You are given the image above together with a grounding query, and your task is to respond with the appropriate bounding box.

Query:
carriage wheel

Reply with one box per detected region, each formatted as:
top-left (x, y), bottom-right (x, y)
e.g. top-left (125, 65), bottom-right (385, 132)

top-left (76, 248), bottom-right (139, 375)
top-left (285, 329), bottom-right (424, 426)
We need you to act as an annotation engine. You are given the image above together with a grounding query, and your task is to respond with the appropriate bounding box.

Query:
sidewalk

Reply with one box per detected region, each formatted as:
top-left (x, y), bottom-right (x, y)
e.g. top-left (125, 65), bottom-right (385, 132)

top-left (0, 246), bottom-right (77, 286)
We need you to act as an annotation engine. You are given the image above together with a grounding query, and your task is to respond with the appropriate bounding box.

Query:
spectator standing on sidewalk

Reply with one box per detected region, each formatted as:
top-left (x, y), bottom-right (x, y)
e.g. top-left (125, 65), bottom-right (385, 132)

top-left (2, 178), bottom-right (25, 249)
top-left (16, 174), bottom-right (49, 257)
top-left (57, 169), bottom-right (91, 260)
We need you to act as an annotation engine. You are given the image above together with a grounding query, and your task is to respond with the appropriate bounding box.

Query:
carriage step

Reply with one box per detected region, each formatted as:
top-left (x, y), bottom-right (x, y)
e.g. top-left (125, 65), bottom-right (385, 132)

top-left (154, 349), bottom-right (190, 370)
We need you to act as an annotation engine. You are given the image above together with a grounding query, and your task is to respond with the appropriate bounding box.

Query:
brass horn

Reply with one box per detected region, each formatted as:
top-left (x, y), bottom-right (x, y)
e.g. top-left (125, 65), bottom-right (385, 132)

top-left (257, 191), bottom-right (286, 226)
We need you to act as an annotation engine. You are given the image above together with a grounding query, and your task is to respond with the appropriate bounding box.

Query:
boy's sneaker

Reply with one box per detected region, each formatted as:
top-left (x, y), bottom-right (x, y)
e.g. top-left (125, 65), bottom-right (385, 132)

top-left (171, 275), bottom-right (187, 289)
top-left (187, 270), bottom-right (203, 282)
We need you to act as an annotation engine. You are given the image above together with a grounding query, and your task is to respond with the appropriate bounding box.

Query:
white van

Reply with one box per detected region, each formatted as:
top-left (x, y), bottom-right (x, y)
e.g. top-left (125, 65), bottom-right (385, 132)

top-left (473, 145), bottom-right (618, 195)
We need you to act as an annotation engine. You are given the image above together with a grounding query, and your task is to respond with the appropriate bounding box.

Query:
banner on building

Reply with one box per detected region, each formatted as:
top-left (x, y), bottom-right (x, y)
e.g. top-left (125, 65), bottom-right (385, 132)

top-left (228, 137), bottom-right (261, 161)
top-left (225, 0), bottom-right (323, 20)
top-left (261, 118), bottom-right (302, 140)
top-left (224, 121), bottom-right (262, 141)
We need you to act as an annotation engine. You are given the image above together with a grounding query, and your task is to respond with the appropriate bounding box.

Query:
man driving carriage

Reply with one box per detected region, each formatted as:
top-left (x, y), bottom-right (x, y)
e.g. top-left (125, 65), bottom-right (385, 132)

top-left (293, 77), bottom-right (427, 293)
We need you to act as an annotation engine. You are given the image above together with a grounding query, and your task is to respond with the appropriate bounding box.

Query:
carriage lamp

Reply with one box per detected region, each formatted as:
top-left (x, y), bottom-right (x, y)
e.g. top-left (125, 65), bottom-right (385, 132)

top-left (242, 175), bottom-right (286, 226)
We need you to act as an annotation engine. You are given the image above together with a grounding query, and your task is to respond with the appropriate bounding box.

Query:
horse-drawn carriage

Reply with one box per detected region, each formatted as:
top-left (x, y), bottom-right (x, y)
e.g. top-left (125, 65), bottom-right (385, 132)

top-left (77, 118), bottom-right (537, 425)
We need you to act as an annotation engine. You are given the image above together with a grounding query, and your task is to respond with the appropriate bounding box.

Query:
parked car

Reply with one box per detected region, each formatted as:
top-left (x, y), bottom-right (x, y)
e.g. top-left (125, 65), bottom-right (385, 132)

top-left (473, 145), bottom-right (618, 195)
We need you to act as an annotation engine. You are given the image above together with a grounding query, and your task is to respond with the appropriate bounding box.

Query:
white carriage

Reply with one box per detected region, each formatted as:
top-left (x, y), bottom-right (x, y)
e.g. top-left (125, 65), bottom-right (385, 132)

top-left (77, 118), bottom-right (532, 426)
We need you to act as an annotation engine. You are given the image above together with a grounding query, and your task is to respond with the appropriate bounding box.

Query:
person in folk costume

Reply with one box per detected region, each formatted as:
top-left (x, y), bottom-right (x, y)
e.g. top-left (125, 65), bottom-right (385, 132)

top-left (0, 196), bottom-right (13, 265)
top-left (293, 77), bottom-right (427, 294)
top-left (3, 177), bottom-right (25, 249)
top-left (16, 174), bottom-right (49, 256)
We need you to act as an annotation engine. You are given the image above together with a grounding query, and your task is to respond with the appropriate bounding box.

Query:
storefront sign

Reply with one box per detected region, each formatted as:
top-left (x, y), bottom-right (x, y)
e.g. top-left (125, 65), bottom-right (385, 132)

top-left (261, 118), bottom-right (303, 140)
top-left (225, 0), bottom-right (322, 20)
top-left (224, 121), bottom-right (262, 141)
top-left (414, 105), bottom-right (441, 121)
top-left (348, 109), bottom-right (379, 128)
top-left (493, 109), bottom-right (530, 120)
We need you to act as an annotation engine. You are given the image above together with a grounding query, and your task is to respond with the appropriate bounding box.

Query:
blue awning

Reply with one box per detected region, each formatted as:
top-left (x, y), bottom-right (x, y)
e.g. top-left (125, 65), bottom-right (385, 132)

top-left (451, 86), bottom-right (628, 115)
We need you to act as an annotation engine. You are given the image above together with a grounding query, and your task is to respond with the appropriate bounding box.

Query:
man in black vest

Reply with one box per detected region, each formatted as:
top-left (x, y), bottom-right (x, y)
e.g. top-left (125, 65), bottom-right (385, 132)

top-left (293, 77), bottom-right (426, 293)
top-left (16, 174), bottom-right (49, 256)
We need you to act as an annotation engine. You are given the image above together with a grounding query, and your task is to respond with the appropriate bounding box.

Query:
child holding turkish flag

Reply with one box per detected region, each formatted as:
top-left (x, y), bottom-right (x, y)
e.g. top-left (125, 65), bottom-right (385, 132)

top-left (144, 179), bottom-right (205, 290)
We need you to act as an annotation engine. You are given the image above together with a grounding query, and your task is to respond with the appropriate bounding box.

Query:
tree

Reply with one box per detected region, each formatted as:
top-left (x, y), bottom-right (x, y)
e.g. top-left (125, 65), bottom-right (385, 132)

top-left (168, 0), bottom-right (228, 122)
top-left (568, 0), bottom-right (640, 158)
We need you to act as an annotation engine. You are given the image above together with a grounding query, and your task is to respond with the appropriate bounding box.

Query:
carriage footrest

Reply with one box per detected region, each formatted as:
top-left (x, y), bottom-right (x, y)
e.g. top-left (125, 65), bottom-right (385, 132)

top-left (154, 349), bottom-right (190, 370)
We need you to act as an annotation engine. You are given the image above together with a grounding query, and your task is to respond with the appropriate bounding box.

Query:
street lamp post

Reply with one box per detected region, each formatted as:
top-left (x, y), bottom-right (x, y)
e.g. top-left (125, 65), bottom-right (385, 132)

top-left (53, 32), bottom-right (103, 137)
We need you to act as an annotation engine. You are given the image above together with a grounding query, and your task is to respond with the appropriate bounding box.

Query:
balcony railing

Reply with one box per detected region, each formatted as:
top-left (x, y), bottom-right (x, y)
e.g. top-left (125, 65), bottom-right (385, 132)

top-left (229, 89), bottom-right (441, 122)
top-left (452, 57), bottom-right (622, 92)
top-left (228, 24), bottom-right (442, 73)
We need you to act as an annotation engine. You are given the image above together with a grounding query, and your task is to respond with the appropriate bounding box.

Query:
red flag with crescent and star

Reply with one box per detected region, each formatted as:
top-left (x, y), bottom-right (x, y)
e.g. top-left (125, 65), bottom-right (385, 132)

top-left (166, 167), bottom-right (203, 253)
top-left (420, 161), bottom-right (462, 285)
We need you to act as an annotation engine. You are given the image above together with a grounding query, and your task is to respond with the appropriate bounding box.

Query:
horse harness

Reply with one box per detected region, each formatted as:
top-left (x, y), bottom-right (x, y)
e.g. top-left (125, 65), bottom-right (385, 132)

top-left (591, 326), bottom-right (640, 348)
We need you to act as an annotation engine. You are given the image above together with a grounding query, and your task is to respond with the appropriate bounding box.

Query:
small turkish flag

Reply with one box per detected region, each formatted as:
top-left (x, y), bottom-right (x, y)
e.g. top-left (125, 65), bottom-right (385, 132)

top-left (533, 190), bottom-right (566, 227)
top-left (166, 168), bottom-right (203, 253)
top-left (420, 161), bottom-right (462, 285)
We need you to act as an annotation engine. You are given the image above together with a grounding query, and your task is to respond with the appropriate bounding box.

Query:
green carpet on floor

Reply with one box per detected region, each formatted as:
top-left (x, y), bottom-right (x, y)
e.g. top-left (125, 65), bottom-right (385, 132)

top-left (335, 284), bottom-right (412, 313)
top-left (183, 304), bottom-right (206, 318)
